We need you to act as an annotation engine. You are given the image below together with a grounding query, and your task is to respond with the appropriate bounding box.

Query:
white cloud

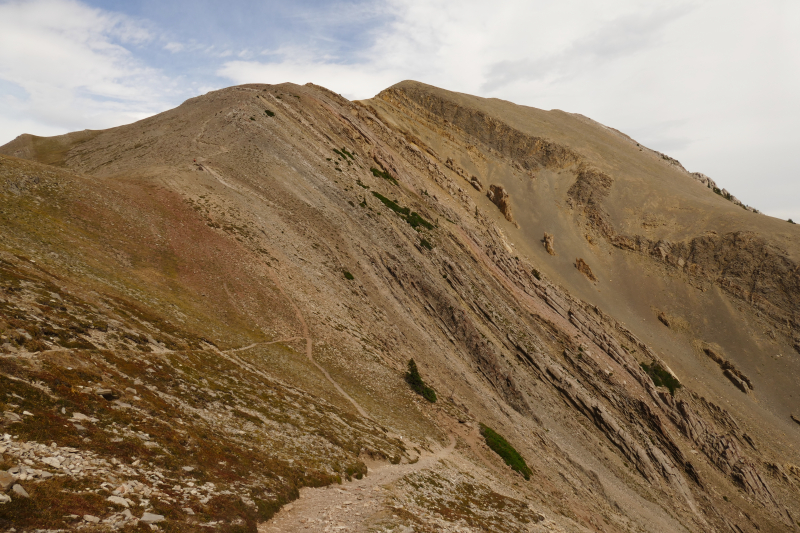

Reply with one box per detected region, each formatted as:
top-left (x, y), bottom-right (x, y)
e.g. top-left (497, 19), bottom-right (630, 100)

top-left (0, 0), bottom-right (178, 141)
top-left (164, 41), bottom-right (184, 53)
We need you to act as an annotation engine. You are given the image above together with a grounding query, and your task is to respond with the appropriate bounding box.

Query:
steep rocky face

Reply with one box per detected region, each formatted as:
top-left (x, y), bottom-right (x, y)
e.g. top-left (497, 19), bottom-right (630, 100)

top-left (0, 81), bottom-right (798, 533)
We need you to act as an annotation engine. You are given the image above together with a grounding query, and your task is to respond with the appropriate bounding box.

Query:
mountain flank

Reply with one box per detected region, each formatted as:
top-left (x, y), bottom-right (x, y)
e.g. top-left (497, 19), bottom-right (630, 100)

top-left (0, 80), bottom-right (798, 532)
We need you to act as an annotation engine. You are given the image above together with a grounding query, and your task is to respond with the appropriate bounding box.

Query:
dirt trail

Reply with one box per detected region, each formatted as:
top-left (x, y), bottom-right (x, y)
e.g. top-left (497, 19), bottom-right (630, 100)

top-left (259, 436), bottom-right (457, 533)
top-left (226, 337), bottom-right (303, 353)
top-left (198, 161), bottom-right (370, 419)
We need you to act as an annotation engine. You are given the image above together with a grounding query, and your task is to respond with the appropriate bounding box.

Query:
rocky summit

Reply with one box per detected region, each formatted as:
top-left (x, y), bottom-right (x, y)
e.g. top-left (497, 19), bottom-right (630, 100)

top-left (0, 80), bottom-right (798, 532)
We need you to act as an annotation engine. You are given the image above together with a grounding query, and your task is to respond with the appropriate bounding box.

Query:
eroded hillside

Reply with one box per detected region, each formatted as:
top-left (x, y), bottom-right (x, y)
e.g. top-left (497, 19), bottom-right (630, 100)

top-left (1, 81), bottom-right (799, 533)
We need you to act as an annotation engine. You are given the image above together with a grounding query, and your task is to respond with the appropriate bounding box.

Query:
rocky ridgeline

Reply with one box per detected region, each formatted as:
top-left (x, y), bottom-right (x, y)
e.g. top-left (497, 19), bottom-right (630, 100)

top-left (689, 172), bottom-right (759, 213)
top-left (1, 80), bottom-right (798, 532)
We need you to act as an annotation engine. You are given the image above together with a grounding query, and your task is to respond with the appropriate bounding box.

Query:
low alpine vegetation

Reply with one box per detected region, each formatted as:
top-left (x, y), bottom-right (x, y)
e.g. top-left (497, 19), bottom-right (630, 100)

top-left (264, 110), bottom-right (275, 117)
top-left (641, 361), bottom-right (681, 395)
top-left (334, 148), bottom-right (355, 161)
top-left (405, 359), bottom-right (436, 402)
top-left (370, 166), bottom-right (398, 185)
top-left (479, 424), bottom-right (532, 480)
top-left (371, 192), bottom-right (434, 230)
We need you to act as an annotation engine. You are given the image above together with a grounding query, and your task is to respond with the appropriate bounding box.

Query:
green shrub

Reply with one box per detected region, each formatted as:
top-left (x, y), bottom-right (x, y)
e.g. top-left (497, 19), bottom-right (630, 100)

top-left (790, 219), bottom-right (796, 224)
top-left (334, 148), bottom-right (355, 160)
top-left (264, 110), bottom-right (275, 117)
top-left (370, 167), bottom-right (398, 185)
top-left (406, 211), bottom-right (434, 230)
top-left (531, 268), bottom-right (541, 280)
top-left (371, 192), bottom-right (434, 230)
top-left (420, 238), bottom-right (432, 250)
top-left (640, 361), bottom-right (681, 395)
top-left (343, 270), bottom-right (354, 280)
top-left (479, 424), bottom-right (531, 480)
top-left (405, 359), bottom-right (436, 402)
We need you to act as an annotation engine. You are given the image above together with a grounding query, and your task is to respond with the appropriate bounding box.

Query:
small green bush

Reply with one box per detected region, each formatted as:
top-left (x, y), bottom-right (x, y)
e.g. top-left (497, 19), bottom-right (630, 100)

top-left (371, 192), bottom-right (434, 230)
top-left (789, 219), bottom-right (796, 224)
top-left (265, 110), bottom-right (275, 117)
top-left (343, 270), bottom-right (354, 280)
top-left (479, 424), bottom-right (531, 480)
top-left (531, 268), bottom-right (541, 280)
top-left (406, 211), bottom-right (434, 230)
top-left (405, 359), bottom-right (436, 402)
top-left (334, 148), bottom-right (355, 160)
top-left (370, 167), bottom-right (398, 185)
top-left (641, 361), bottom-right (681, 395)
top-left (420, 238), bottom-right (432, 250)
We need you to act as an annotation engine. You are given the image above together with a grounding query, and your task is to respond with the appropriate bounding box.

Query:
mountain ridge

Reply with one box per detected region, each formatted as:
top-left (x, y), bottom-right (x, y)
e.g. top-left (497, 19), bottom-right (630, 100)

top-left (0, 80), bottom-right (798, 533)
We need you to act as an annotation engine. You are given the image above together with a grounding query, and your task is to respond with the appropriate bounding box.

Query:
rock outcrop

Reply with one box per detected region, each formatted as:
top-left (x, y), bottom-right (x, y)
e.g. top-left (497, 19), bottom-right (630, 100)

top-left (486, 184), bottom-right (516, 225)
top-left (575, 258), bottom-right (597, 281)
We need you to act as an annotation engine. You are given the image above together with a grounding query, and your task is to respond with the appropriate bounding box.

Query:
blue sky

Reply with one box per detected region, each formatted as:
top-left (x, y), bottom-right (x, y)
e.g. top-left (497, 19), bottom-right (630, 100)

top-left (1, 0), bottom-right (799, 220)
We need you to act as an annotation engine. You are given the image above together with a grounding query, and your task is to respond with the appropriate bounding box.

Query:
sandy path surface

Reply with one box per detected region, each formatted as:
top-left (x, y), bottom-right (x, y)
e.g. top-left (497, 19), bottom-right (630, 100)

top-left (259, 436), bottom-right (457, 533)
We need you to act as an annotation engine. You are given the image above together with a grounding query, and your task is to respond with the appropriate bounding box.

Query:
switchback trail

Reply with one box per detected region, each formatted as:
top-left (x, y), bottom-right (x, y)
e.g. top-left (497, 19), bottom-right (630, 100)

top-left (199, 162), bottom-right (370, 419)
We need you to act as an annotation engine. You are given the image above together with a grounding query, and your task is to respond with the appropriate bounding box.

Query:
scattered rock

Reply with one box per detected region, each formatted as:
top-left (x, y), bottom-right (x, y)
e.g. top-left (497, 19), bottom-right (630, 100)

top-left (12, 484), bottom-right (29, 498)
top-left (0, 493), bottom-right (10, 504)
top-left (84, 514), bottom-right (100, 523)
top-left (3, 412), bottom-right (21, 423)
top-left (657, 312), bottom-right (671, 328)
top-left (96, 388), bottom-right (119, 400)
top-left (184, 507), bottom-right (195, 515)
top-left (575, 258), bottom-right (597, 281)
top-left (141, 512), bottom-right (166, 524)
top-left (790, 414), bottom-right (800, 426)
top-left (469, 175), bottom-right (483, 191)
top-left (108, 495), bottom-right (130, 507)
top-left (543, 233), bottom-right (556, 255)
top-left (0, 471), bottom-right (16, 491)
